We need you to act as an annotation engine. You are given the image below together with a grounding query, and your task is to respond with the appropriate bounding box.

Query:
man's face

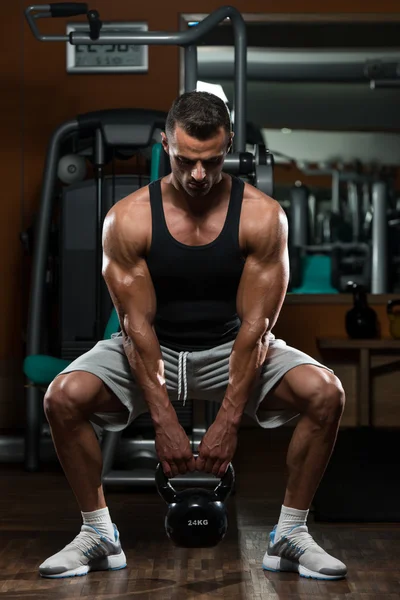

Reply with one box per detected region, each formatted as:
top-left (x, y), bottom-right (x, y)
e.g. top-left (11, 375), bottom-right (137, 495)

top-left (162, 125), bottom-right (232, 198)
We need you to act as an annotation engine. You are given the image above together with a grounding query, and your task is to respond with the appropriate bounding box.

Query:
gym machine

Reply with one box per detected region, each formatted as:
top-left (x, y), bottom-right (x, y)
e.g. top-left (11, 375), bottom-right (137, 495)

top-left (25, 4), bottom-right (274, 195)
top-left (289, 162), bottom-right (391, 294)
top-left (22, 4), bottom-right (274, 485)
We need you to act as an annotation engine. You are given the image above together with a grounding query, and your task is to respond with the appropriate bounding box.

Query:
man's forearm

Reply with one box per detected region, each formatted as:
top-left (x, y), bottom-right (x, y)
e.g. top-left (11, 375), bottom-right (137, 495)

top-left (219, 324), bottom-right (269, 427)
top-left (122, 326), bottom-right (177, 427)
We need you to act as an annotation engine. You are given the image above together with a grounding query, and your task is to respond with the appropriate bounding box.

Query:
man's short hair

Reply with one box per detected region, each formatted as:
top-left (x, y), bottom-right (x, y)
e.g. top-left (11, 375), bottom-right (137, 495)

top-left (165, 91), bottom-right (231, 140)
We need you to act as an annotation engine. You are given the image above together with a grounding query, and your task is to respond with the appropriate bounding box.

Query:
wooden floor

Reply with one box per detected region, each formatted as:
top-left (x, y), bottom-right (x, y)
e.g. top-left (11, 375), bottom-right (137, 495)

top-left (1, 428), bottom-right (399, 599)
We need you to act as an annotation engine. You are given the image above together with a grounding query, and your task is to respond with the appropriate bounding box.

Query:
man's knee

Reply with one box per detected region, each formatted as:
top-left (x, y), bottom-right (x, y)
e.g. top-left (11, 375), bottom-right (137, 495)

top-left (44, 373), bottom-right (99, 422)
top-left (306, 371), bottom-right (345, 426)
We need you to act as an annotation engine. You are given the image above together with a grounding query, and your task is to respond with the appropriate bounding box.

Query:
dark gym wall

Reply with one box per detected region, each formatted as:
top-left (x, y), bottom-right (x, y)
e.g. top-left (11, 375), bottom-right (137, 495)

top-left (1, 0), bottom-right (399, 428)
top-left (0, 4), bottom-right (24, 426)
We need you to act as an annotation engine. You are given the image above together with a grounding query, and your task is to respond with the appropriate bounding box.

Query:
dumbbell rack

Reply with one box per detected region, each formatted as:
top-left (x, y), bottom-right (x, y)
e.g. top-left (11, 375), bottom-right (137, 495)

top-left (290, 166), bottom-right (389, 293)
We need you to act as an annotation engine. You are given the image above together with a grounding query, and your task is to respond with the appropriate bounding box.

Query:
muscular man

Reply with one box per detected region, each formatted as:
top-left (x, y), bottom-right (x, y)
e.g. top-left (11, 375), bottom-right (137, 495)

top-left (39, 91), bottom-right (347, 580)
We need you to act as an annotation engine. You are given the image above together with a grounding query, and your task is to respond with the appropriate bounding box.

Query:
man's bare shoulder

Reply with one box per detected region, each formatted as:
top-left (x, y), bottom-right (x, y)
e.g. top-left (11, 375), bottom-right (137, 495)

top-left (242, 181), bottom-right (287, 239)
top-left (108, 185), bottom-right (151, 220)
top-left (103, 185), bottom-right (151, 257)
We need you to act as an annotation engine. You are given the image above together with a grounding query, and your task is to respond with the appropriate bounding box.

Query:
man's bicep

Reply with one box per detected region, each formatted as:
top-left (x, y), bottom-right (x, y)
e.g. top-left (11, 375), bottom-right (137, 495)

top-left (102, 202), bottom-right (156, 335)
top-left (237, 202), bottom-right (289, 334)
top-left (103, 257), bottom-right (157, 335)
top-left (236, 253), bottom-right (288, 332)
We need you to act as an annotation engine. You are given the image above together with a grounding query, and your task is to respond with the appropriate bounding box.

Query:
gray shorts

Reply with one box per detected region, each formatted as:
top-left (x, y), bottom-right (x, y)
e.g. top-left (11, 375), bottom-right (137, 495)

top-left (59, 333), bottom-right (331, 431)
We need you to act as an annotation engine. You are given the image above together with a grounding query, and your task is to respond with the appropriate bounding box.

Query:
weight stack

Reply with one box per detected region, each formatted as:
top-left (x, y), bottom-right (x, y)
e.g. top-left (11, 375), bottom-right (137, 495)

top-left (313, 427), bottom-right (400, 522)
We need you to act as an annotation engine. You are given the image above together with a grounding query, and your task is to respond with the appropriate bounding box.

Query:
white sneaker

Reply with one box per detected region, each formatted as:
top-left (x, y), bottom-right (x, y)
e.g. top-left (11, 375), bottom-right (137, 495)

top-left (39, 524), bottom-right (127, 578)
top-left (262, 524), bottom-right (347, 580)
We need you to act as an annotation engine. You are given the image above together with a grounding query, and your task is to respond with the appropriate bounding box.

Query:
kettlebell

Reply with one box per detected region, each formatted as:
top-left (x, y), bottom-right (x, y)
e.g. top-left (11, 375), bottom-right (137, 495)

top-left (387, 299), bottom-right (400, 339)
top-left (345, 282), bottom-right (379, 339)
top-left (155, 459), bottom-right (235, 548)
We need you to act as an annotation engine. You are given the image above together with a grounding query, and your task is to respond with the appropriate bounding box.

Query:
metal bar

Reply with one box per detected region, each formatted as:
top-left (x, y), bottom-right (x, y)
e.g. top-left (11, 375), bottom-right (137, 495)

top-left (25, 5), bottom-right (247, 151)
top-left (303, 242), bottom-right (369, 252)
top-left (222, 154), bottom-right (241, 173)
top-left (231, 13), bottom-right (247, 151)
top-left (25, 386), bottom-right (43, 471)
top-left (26, 7), bottom-right (69, 41)
top-left (26, 6), bottom-right (244, 46)
top-left (184, 45), bottom-right (198, 93)
top-left (101, 430), bottom-right (121, 477)
top-left (371, 181), bottom-right (388, 293)
top-left (182, 12), bottom-right (400, 24)
top-left (331, 170), bottom-right (341, 214)
top-left (371, 79), bottom-right (400, 89)
top-left (72, 32), bottom-right (189, 44)
top-left (290, 185), bottom-right (309, 247)
top-left (102, 470), bottom-right (219, 487)
top-left (94, 128), bottom-right (105, 340)
top-left (25, 120), bottom-right (78, 471)
top-left (347, 181), bottom-right (360, 242)
top-left (27, 120), bottom-right (78, 356)
top-left (359, 348), bottom-right (371, 426)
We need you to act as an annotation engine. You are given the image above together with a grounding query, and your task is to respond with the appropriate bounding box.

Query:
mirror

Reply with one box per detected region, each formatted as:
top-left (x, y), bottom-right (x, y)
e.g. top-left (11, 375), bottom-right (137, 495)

top-left (180, 13), bottom-right (400, 294)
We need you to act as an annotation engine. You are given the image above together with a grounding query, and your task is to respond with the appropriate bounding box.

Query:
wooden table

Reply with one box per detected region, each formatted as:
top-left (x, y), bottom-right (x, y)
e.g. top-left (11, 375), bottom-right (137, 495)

top-left (317, 338), bottom-right (400, 426)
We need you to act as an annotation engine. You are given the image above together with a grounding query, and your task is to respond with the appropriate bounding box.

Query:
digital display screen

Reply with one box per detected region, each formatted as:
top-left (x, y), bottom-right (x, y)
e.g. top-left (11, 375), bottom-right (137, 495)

top-left (67, 23), bottom-right (148, 73)
top-left (75, 43), bottom-right (143, 68)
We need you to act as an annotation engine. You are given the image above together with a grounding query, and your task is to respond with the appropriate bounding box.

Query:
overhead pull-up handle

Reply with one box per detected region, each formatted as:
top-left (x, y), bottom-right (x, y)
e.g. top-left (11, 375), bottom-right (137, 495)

top-left (49, 3), bottom-right (88, 17)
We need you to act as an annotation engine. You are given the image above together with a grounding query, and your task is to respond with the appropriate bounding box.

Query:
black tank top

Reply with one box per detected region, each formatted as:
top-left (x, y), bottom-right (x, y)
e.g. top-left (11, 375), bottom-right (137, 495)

top-left (146, 176), bottom-right (246, 350)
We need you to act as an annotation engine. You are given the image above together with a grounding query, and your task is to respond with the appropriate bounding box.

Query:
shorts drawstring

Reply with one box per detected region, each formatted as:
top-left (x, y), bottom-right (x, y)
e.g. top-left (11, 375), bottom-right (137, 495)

top-left (178, 351), bottom-right (189, 406)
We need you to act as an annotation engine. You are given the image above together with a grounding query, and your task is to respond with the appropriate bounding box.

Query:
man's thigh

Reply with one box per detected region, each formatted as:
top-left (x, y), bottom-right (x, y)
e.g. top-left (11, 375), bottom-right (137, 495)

top-left (246, 338), bottom-right (334, 428)
top-left (55, 335), bottom-right (193, 430)
top-left (52, 371), bottom-right (128, 415)
top-left (258, 364), bottom-right (335, 413)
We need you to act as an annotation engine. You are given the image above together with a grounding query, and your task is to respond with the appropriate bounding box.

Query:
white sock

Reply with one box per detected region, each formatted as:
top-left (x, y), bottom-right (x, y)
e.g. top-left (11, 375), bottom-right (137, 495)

top-left (274, 505), bottom-right (309, 542)
top-left (81, 507), bottom-right (115, 540)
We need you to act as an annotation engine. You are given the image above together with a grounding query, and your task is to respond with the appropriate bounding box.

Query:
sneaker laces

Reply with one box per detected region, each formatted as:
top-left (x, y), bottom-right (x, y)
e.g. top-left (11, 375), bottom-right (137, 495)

top-left (284, 525), bottom-right (322, 554)
top-left (64, 526), bottom-right (106, 556)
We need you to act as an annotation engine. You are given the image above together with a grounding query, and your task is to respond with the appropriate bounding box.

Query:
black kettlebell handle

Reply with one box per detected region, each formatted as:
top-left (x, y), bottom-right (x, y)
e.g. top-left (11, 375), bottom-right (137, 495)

top-left (155, 455), bottom-right (235, 504)
top-left (213, 461), bottom-right (235, 503)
